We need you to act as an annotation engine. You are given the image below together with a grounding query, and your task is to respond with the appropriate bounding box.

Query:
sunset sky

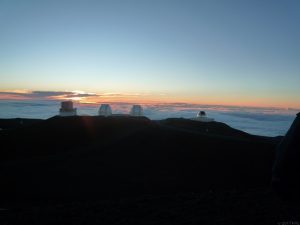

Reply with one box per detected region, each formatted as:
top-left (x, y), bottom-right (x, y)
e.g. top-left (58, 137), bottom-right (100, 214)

top-left (0, 0), bottom-right (299, 108)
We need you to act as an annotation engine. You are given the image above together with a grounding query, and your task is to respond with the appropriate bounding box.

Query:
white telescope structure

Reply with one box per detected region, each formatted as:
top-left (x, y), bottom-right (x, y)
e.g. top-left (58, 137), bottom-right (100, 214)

top-left (130, 105), bottom-right (144, 117)
top-left (59, 101), bottom-right (77, 116)
top-left (98, 104), bottom-right (112, 117)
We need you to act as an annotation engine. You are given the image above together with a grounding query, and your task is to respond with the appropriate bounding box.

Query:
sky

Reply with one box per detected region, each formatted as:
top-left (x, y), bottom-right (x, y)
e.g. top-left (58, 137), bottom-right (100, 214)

top-left (0, 0), bottom-right (300, 108)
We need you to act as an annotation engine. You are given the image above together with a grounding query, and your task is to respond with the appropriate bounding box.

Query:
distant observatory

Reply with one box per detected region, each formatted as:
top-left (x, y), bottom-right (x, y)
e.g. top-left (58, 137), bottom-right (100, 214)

top-left (130, 105), bottom-right (144, 117)
top-left (97, 104), bottom-right (144, 117)
top-left (59, 101), bottom-right (77, 116)
top-left (191, 111), bottom-right (214, 122)
top-left (58, 102), bottom-right (145, 117)
top-left (98, 104), bottom-right (112, 117)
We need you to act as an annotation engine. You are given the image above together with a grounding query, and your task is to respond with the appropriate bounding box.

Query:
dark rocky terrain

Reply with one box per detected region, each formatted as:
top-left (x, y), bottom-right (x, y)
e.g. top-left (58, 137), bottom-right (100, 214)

top-left (0, 118), bottom-right (42, 130)
top-left (1, 116), bottom-right (299, 224)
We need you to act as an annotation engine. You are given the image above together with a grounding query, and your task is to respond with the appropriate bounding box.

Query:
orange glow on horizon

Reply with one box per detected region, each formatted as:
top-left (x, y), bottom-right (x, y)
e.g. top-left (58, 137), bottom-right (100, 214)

top-left (0, 89), bottom-right (299, 110)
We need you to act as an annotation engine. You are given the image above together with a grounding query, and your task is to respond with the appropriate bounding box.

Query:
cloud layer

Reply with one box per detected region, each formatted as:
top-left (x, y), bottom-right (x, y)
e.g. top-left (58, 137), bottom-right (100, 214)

top-left (0, 90), bottom-right (99, 100)
top-left (0, 90), bottom-right (154, 103)
top-left (0, 98), bottom-right (298, 137)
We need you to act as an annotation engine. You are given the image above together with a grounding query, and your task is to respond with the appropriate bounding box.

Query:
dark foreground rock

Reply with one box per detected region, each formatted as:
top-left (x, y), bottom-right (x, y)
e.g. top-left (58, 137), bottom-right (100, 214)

top-left (0, 116), bottom-right (292, 224)
top-left (3, 189), bottom-right (300, 225)
top-left (0, 118), bottom-right (42, 130)
top-left (272, 113), bottom-right (300, 201)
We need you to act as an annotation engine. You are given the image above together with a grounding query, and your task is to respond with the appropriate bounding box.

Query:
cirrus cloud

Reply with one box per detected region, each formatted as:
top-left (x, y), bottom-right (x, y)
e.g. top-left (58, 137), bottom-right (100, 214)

top-left (0, 90), bottom-right (98, 100)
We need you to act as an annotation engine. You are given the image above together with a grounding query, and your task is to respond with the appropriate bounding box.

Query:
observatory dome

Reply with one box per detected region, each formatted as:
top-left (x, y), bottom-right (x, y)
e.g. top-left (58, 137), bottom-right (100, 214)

top-left (191, 110), bottom-right (214, 122)
top-left (59, 101), bottom-right (77, 116)
top-left (130, 105), bottom-right (144, 117)
top-left (197, 111), bottom-right (207, 117)
top-left (98, 104), bottom-right (112, 117)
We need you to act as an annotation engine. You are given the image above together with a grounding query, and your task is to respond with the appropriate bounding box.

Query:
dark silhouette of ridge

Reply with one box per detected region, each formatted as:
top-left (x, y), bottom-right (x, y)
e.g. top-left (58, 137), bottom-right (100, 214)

top-left (158, 118), bottom-right (272, 141)
top-left (272, 112), bottom-right (300, 201)
top-left (0, 116), bottom-right (279, 205)
top-left (0, 118), bottom-right (42, 130)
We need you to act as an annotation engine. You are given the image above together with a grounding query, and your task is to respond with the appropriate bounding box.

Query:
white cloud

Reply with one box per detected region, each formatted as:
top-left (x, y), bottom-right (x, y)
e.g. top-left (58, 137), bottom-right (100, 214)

top-left (0, 99), bottom-right (298, 137)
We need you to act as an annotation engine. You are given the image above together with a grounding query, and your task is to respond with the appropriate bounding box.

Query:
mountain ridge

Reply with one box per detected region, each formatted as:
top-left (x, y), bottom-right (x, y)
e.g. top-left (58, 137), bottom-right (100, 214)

top-left (0, 116), bottom-right (280, 204)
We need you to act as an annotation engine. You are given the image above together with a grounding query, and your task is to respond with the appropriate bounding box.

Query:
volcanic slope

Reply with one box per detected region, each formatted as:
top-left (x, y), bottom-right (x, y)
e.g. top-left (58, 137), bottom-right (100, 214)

top-left (0, 116), bottom-right (279, 202)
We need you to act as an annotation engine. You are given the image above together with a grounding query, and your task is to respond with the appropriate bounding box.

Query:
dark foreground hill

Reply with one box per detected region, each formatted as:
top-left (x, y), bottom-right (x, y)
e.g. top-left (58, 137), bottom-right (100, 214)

top-left (0, 118), bottom-right (42, 130)
top-left (1, 116), bottom-right (299, 224)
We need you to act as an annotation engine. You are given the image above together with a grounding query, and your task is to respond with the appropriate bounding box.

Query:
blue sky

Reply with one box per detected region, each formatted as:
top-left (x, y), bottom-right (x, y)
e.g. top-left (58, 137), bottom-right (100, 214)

top-left (0, 0), bottom-right (300, 107)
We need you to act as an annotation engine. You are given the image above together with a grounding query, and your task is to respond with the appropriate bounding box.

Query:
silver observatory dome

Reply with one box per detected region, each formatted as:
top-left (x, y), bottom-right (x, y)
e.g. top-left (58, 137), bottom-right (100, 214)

top-left (98, 104), bottom-right (112, 117)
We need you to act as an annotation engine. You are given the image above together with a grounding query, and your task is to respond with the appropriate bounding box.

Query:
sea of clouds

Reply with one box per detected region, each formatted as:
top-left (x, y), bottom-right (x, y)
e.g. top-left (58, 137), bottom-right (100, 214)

top-left (0, 100), bottom-right (298, 137)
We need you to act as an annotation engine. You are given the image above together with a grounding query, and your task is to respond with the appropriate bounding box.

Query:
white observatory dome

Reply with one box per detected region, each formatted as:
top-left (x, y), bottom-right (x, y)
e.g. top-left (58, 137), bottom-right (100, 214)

top-left (59, 101), bottom-right (77, 116)
top-left (191, 111), bottom-right (214, 122)
top-left (130, 105), bottom-right (144, 117)
top-left (98, 104), bottom-right (112, 117)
